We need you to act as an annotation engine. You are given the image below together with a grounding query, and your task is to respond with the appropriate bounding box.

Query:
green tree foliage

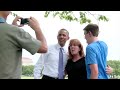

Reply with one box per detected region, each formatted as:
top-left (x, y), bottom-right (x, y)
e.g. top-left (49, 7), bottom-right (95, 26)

top-left (107, 60), bottom-right (120, 76)
top-left (22, 65), bottom-right (34, 76)
top-left (10, 11), bottom-right (109, 25)
top-left (44, 11), bottom-right (109, 24)
top-left (10, 12), bottom-right (17, 17)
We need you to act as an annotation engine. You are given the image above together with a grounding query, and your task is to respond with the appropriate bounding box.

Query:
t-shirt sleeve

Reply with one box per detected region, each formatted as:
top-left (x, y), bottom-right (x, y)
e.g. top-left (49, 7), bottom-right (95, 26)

top-left (86, 46), bottom-right (97, 65)
top-left (16, 28), bottom-right (41, 55)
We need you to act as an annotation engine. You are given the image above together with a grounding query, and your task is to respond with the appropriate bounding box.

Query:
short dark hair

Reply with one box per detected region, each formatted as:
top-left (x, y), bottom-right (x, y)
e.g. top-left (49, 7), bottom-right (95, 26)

top-left (83, 23), bottom-right (99, 37)
top-left (58, 28), bottom-right (69, 36)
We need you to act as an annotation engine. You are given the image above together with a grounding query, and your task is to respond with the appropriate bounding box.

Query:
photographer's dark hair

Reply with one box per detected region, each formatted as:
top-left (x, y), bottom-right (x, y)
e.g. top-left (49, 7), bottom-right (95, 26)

top-left (83, 23), bottom-right (99, 37)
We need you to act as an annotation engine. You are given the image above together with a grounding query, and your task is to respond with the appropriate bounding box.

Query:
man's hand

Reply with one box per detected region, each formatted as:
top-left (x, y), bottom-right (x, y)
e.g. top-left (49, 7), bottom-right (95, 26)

top-left (106, 65), bottom-right (113, 74)
top-left (12, 16), bottom-right (24, 27)
top-left (27, 17), bottom-right (40, 31)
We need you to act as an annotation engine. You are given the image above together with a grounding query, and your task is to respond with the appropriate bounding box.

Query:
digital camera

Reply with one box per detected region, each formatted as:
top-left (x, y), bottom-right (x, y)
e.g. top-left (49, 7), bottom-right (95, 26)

top-left (20, 18), bottom-right (29, 25)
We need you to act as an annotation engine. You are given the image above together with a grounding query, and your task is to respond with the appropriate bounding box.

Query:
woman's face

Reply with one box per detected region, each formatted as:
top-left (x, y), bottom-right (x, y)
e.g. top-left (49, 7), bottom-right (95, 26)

top-left (70, 44), bottom-right (80, 55)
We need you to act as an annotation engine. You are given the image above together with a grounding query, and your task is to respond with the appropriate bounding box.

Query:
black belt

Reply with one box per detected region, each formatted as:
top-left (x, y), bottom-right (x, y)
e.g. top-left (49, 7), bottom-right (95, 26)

top-left (42, 75), bottom-right (58, 79)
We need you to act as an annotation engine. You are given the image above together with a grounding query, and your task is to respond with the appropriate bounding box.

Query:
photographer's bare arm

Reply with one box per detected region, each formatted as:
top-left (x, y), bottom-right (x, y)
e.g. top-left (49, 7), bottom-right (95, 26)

top-left (12, 16), bottom-right (48, 53)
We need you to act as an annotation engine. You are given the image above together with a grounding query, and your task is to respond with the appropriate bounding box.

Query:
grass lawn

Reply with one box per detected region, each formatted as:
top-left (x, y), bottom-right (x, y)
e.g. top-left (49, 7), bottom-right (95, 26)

top-left (21, 75), bottom-right (34, 79)
top-left (21, 75), bottom-right (68, 79)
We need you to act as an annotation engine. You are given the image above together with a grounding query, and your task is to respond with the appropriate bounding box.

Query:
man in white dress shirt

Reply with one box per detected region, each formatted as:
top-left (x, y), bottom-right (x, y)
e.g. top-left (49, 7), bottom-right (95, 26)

top-left (34, 28), bottom-right (70, 79)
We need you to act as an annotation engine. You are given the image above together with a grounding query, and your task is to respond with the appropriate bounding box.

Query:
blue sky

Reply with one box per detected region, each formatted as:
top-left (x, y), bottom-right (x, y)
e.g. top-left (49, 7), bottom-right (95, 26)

top-left (7, 11), bottom-right (120, 64)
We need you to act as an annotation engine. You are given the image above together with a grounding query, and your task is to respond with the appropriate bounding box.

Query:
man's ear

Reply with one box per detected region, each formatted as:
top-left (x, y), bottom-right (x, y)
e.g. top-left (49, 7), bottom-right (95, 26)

top-left (89, 31), bottom-right (93, 37)
top-left (67, 36), bottom-right (70, 40)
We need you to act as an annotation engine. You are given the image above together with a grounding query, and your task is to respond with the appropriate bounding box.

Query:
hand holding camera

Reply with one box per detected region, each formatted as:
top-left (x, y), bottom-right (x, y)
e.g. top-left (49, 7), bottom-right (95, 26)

top-left (12, 16), bottom-right (24, 27)
top-left (12, 16), bottom-right (40, 31)
top-left (27, 17), bottom-right (41, 31)
top-left (20, 18), bottom-right (29, 25)
top-left (12, 16), bottom-right (29, 27)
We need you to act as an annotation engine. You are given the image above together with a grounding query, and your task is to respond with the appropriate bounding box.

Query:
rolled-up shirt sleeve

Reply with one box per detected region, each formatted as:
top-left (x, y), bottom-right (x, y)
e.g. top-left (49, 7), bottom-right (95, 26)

top-left (86, 46), bottom-right (97, 65)
top-left (16, 28), bottom-right (41, 55)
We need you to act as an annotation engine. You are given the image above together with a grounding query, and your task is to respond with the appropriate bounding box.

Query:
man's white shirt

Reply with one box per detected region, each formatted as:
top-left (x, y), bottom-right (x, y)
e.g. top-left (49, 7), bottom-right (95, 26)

top-left (34, 44), bottom-right (68, 79)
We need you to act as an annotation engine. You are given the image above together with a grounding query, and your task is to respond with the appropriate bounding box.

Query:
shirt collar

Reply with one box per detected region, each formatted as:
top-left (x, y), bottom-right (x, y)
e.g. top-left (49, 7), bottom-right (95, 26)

top-left (0, 17), bottom-right (6, 23)
top-left (56, 43), bottom-right (66, 51)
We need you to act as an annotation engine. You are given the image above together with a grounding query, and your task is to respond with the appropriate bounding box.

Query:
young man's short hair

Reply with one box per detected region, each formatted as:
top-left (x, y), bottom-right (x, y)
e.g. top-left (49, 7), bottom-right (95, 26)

top-left (83, 23), bottom-right (99, 37)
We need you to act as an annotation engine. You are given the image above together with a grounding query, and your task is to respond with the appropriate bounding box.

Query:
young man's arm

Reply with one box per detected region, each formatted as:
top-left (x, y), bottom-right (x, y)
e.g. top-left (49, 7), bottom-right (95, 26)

top-left (89, 64), bottom-right (98, 79)
top-left (86, 46), bottom-right (98, 79)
